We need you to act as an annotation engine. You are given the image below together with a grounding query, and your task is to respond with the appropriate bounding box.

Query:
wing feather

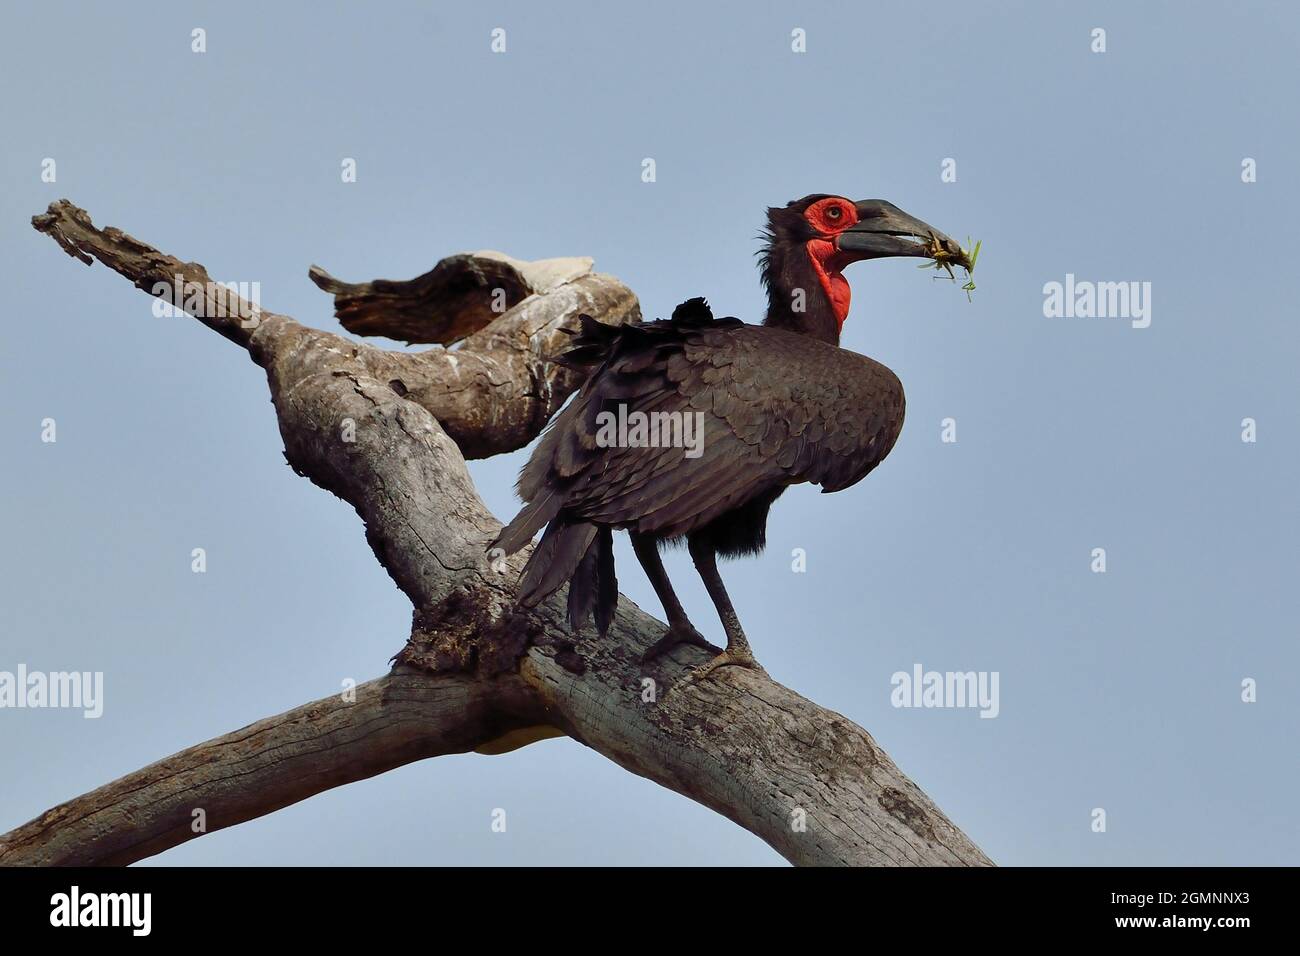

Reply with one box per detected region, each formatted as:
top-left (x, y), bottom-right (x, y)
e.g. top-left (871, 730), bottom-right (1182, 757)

top-left (509, 305), bottom-right (905, 545)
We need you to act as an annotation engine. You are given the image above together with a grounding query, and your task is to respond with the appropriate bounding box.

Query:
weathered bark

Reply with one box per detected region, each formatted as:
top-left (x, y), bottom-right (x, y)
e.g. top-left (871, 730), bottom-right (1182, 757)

top-left (308, 250), bottom-right (595, 345)
top-left (0, 673), bottom-right (548, 867)
top-left (1, 200), bottom-right (993, 867)
top-left (344, 274), bottom-right (641, 459)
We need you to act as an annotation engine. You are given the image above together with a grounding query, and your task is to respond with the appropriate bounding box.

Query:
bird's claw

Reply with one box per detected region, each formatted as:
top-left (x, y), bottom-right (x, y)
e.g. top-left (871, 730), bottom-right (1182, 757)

top-left (677, 647), bottom-right (767, 686)
top-left (641, 622), bottom-right (716, 662)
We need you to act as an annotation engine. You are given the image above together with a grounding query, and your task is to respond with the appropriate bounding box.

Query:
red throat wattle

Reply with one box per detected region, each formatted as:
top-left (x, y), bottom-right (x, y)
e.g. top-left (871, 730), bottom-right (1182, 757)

top-left (805, 239), bottom-right (852, 329)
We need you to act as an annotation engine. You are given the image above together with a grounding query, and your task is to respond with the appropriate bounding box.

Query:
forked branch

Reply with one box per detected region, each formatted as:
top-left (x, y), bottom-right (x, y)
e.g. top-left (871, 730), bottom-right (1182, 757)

top-left (0, 201), bottom-right (992, 867)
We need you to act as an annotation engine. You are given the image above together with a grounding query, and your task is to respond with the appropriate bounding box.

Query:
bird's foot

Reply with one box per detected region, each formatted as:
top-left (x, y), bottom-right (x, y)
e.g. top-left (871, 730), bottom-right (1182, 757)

top-left (679, 645), bottom-right (767, 684)
top-left (641, 621), bottom-right (715, 662)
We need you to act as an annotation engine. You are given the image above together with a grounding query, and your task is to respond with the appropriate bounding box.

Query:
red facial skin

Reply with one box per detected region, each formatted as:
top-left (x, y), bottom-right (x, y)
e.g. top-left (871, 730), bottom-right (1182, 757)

top-left (803, 197), bottom-right (860, 331)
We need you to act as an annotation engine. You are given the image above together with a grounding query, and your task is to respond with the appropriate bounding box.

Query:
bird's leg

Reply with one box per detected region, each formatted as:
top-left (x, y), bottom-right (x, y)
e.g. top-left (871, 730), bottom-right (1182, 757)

top-left (632, 532), bottom-right (715, 661)
top-left (684, 537), bottom-right (766, 679)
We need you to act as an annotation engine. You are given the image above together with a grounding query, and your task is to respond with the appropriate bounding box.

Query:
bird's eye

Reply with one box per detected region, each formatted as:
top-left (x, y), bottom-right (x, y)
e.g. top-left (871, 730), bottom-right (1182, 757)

top-left (826, 206), bottom-right (842, 220)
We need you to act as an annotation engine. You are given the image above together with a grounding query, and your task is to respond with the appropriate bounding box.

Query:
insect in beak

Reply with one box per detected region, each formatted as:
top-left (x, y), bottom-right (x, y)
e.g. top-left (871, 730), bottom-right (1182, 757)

top-left (918, 235), bottom-right (982, 302)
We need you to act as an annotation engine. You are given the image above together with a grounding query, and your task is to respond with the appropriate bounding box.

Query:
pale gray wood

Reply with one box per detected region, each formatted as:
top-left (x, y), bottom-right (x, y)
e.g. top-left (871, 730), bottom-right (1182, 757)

top-left (2, 201), bottom-right (993, 867)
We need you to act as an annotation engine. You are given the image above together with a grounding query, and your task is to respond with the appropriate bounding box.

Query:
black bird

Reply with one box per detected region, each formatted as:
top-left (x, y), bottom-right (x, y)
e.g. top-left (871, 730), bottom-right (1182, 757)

top-left (491, 194), bottom-right (969, 678)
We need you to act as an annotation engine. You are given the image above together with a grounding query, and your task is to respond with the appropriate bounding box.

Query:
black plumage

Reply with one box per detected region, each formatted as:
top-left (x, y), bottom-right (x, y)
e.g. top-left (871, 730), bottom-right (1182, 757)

top-left (492, 193), bottom-right (965, 677)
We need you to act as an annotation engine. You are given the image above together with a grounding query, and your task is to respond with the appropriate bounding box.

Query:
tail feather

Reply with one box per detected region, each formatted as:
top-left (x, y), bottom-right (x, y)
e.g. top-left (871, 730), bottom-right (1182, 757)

top-left (593, 527), bottom-right (618, 636)
top-left (566, 526), bottom-right (618, 636)
top-left (491, 489), bottom-right (563, 555)
top-left (518, 520), bottom-right (597, 608)
top-left (567, 532), bottom-right (599, 630)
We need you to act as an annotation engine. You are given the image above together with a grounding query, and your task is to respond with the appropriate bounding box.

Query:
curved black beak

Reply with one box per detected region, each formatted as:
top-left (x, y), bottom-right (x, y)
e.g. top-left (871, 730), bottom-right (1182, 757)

top-left (837, 200), bottom-right (970, 270)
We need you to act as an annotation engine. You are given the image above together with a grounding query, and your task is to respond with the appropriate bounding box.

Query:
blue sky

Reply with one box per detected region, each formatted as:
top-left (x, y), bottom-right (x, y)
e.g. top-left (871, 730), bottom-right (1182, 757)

top-left (2, 0), bottom-right (1297, 865)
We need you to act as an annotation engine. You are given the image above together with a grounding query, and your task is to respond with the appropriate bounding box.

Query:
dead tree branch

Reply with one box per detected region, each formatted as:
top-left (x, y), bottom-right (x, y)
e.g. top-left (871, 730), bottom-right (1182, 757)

top-left (1, 200), bottom-right (992, 867)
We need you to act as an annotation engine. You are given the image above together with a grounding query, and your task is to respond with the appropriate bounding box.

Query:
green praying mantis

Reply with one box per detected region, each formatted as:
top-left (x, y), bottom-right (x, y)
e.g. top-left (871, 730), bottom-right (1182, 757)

top-left (921, 234), bottom-right (982, 302)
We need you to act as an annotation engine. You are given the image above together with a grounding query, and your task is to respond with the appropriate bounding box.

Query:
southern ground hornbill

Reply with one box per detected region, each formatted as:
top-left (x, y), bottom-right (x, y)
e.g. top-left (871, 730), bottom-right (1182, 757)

top-left (492, 194), bottom-right (970, 679)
